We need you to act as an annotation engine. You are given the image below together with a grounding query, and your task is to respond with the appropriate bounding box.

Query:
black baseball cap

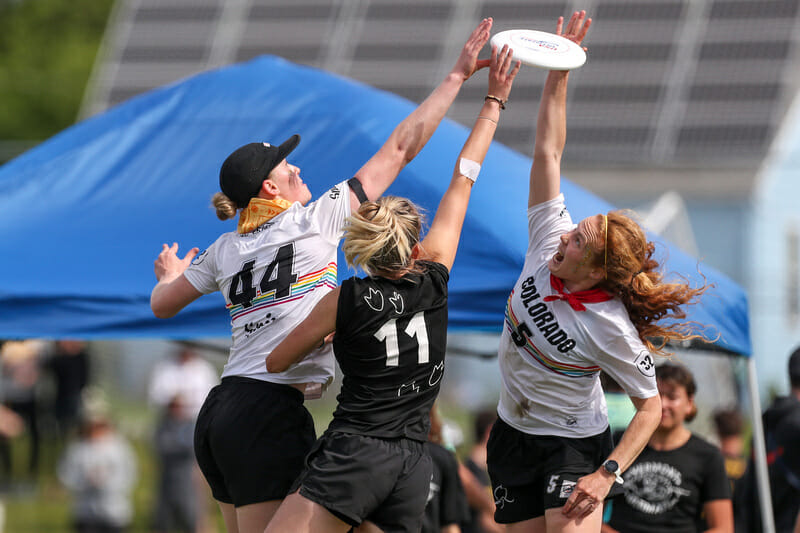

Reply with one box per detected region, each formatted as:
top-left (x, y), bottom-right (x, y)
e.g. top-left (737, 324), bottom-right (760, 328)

top-left (219, 134), bottom-right (300, 208)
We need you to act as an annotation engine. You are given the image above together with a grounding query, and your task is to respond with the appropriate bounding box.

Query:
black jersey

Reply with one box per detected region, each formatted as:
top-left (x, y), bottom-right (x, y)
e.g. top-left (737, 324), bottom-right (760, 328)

top-left (329, 261), bottom-right (449, 441)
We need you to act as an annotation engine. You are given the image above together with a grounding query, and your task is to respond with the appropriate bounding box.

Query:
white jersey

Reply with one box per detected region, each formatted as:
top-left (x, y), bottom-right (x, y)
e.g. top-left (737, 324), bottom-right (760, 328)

top-left (497, 194), bottom-right (658, 438)
top-left (184, 181), bottom-right (353, 385)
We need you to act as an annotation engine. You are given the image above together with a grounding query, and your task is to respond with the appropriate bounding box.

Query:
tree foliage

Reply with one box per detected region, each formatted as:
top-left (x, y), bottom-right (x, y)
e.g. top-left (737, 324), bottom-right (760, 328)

top-left (0, 0), bottom-right (114, 142)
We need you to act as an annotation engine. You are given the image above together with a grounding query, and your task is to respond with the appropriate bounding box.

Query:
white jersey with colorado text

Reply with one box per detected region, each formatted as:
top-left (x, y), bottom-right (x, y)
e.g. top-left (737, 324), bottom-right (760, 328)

top-left (497, 194), bottom-right (658, 438)
top-left (183, 181), bottom-right (353, 385)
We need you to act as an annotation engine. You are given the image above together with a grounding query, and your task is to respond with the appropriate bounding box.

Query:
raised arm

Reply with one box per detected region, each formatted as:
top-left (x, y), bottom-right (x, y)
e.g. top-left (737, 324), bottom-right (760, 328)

top-left (350, 18), bottom-right (493, 210)
top-left (150, 243), bottom-right (202, 318)
top-left (529, 11), bottom-right (591, 208)
top-left (420, 45), bottom-right (519, 271)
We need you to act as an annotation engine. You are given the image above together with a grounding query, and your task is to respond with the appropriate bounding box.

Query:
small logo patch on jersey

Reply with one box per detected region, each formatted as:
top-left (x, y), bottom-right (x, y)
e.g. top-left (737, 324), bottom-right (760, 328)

top-left (328, 185), bottom-right (341, 200)
top-left (243, 312), bottom-right (275, 337)
top-left (364, 287), bottom-right (384, 311)
top-left (559, 480), bottom-right (576, 499)
top-left (191, 249), bottom-right (208, 265)
top-left (634, 351), bottom-right (655, 377)
top-left (558, 207), bottom-right (568, 218)
top-left (243, 222), bottom-right (272, 236)
top-left (389, 291), bottom-right (404, 314)
top-left (428, 362), bottom-right (444, 386)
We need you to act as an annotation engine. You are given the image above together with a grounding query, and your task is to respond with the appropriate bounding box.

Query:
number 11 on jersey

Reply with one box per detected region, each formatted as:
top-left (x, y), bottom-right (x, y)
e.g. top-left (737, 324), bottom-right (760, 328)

top-left (374, 312), bottom-right (429, 367)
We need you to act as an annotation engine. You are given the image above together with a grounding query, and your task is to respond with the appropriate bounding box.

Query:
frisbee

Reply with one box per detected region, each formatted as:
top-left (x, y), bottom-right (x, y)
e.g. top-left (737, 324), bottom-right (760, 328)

top-left (490, 29), bottom-right (586, 70)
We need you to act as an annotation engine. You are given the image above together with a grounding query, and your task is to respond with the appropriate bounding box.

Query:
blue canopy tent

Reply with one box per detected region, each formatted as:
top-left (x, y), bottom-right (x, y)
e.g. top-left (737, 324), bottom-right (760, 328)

top-left (0, 55), bottom-right (772, 530)
top-left (0, 55), bottom-right (749, 353)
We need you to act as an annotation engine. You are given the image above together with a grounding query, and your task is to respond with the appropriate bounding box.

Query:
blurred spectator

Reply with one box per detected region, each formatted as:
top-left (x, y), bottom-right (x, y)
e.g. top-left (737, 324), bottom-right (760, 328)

top-left (603, 363), bottom-right (733, 533)
top-left (712, 408), bottom-right (747, 491)
top-left (44, 340), bottom-right (90, 439)
top-left (459, 409), bottom-right (502, 533)
top-left (147, 344), bottom-right (217, 533)
top-left (0, 340), bottom-right (45, 480)
top-left (0, 401), bottom-right (23, 533)
top-left (147, 344), bottom-right (217, 419)
top-left (57, 389), bottom-right (137, 533)
top-left (152, 394), bottom-right (197, 533)
top-left (0, 340), bottom-right (24, 533)
top-left (734, 346), bottom-right (800, 533)
top-left (423, 405), bottom-right (470, 533)
top-left (0, 408), bottom-right (22, 441)
top-left (601, 371), bottom-right (636, 442)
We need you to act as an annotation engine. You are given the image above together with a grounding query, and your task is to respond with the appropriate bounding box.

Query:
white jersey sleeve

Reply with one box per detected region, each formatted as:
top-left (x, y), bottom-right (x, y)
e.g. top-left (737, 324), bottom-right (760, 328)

top-left (303, 181), bottom-right (353, 243)
top-left (526, 194), bottom-right (574, 263)
top-left (597, 327), bottom-right (658, 399)
top-left (183, 242), bottom-right (220, 294)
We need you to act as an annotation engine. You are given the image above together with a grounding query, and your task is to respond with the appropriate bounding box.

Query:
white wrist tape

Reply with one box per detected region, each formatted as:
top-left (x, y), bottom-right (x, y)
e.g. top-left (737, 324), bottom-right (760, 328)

top-left (459, 157), bottom-right (481, 182)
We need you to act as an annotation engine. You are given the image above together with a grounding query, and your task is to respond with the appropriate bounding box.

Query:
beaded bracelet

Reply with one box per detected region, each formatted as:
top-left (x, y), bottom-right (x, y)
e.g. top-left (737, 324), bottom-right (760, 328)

top-left (484, 94), bottom-right (507, 109)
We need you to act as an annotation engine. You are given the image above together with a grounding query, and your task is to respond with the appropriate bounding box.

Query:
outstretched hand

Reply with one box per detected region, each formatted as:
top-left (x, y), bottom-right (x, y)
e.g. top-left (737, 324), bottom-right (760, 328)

top-left (488, 44), bottom-right (521, 102)
top-left (452, 18), bottom-right (493, 80)
top-left (557, 10), bottom-right (592, 50)
top-left (154, 242), bottom-right (199, 282)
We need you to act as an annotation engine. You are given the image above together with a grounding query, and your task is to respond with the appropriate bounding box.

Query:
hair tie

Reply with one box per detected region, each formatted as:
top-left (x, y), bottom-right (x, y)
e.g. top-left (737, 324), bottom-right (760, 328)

top-left (630, 269), bottom-right (644, 285)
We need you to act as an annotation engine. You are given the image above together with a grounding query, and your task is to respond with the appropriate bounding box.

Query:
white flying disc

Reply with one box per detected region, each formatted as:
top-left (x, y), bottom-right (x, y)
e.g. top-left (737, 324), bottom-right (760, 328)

top-left (490, 29), bottom-right (586, 70)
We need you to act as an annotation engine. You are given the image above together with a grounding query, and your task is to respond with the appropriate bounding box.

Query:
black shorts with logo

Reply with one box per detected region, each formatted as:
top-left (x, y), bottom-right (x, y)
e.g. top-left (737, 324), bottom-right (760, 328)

top-left (194, 376), bottom-right (316, 506)
top-left (486, 417), bottom-right (618, 523)
top-left (293, 431), bottom-right (432, 533)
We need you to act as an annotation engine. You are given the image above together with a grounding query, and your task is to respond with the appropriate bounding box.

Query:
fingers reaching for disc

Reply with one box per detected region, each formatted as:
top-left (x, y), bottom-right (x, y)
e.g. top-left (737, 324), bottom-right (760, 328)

top-left (455, 18), bottom-right (494, 79)
top-left (488, 45), bottom-right (521, 101)
top-left (559, 10), bottom-right (592, 49)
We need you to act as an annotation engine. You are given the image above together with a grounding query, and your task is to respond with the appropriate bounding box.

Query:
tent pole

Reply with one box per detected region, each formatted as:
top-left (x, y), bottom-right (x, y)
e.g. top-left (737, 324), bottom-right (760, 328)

top-left (747, 357), bottom-right (775, 533)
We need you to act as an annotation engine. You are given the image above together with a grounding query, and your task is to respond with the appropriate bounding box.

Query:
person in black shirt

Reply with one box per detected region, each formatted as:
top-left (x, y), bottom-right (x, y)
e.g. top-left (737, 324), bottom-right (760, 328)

top-left (265, 41), bottom-right (520, 533)
top-left (46, 340), bottom-right (90, 440)
top-left (603, 363), bottom-right (732, 533)
top-left (734, 346), bottom-right (800, 533)
top-left (423, 405), bottom-right (470, 533)
top-left (460, 409), bottom-right (502, 533)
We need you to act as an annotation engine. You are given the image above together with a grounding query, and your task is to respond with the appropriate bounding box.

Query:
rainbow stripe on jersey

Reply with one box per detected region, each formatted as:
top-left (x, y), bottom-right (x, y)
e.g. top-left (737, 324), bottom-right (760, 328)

top-left (504, 292), bottom-right (600, 377)
top-left (227, 262), bottom-right (338, 320)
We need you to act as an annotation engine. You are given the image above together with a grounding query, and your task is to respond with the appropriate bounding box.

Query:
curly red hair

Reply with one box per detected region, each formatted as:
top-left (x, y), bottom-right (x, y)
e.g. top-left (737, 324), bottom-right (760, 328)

top-left (593, 211), bottom-right (714, 355)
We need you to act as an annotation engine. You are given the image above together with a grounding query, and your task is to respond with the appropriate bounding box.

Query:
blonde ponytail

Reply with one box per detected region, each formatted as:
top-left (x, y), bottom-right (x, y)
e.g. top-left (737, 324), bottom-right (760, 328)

top-left (212, 192), bottom-right (238, 221)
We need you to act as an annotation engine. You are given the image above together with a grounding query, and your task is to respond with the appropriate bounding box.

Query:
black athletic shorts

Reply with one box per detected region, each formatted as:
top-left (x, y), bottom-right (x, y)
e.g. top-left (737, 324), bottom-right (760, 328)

top-left (293, 431), bottom-right (432, 533)
top-left (194, 376), bottom-right (316, 506)
top-left (486, 417), bottom-right (618, 524)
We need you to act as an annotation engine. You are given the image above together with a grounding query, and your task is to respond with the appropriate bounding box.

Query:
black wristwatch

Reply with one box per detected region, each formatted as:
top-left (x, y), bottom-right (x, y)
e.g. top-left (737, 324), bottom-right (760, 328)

top-left (602, 459), bottom-right (624, 484)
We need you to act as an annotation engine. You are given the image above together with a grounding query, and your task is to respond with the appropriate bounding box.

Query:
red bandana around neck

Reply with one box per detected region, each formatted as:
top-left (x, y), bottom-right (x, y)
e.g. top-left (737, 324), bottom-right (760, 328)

top-left (543, 274), bottom-right (612, 312)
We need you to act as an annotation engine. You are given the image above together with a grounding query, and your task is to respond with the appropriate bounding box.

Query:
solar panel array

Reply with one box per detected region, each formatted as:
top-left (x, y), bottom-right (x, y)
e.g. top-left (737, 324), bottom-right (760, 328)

top-left (82, 0), bottom-right (800, 193)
